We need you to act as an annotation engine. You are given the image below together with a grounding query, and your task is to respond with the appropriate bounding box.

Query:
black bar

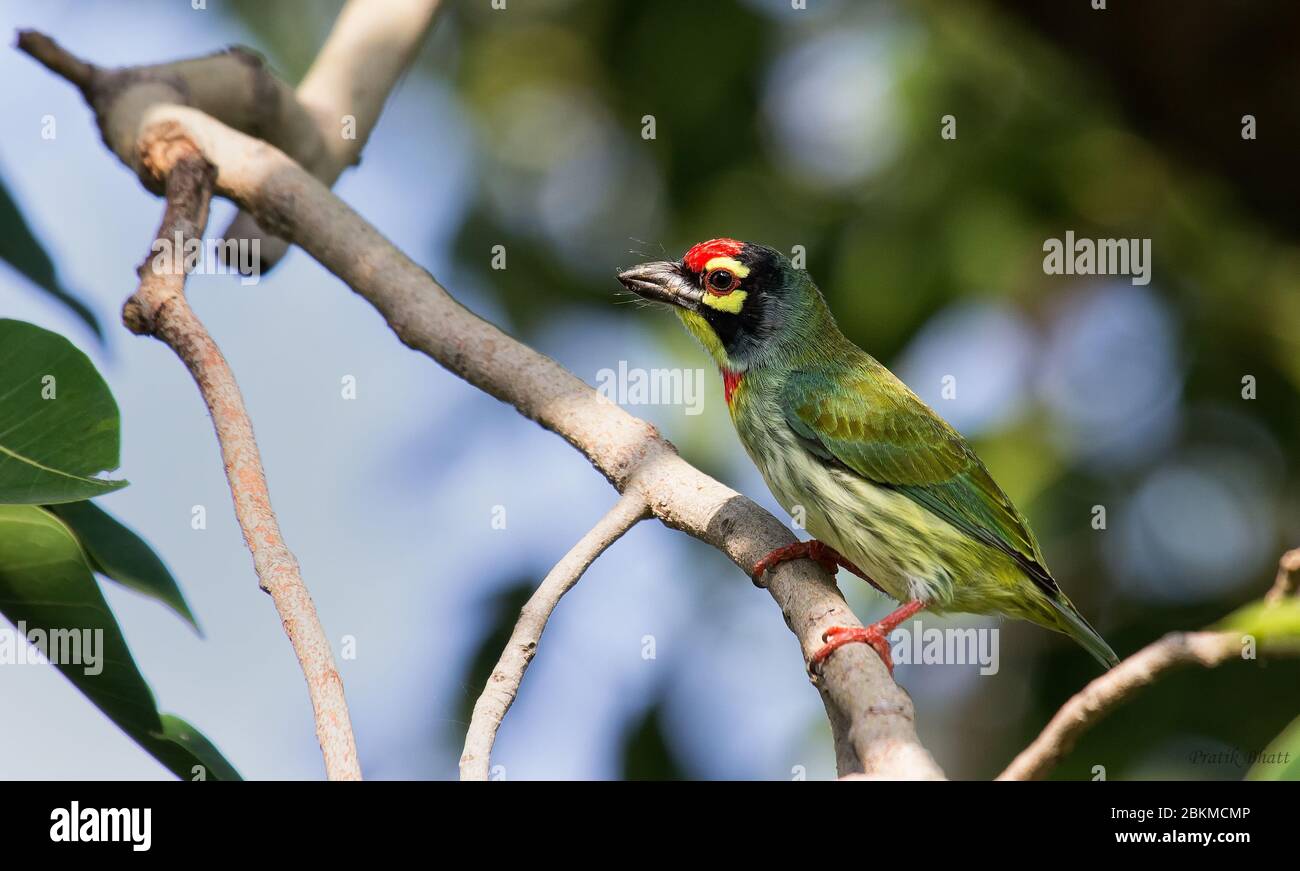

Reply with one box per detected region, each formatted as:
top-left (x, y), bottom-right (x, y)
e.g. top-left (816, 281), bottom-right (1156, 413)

top-left (3, 781), bottom-right (1285, 857)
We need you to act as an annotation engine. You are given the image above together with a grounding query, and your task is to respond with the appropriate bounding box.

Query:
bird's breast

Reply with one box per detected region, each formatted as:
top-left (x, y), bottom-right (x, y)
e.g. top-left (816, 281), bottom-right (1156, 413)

top-left (729, 389), bottom-right (981, 607)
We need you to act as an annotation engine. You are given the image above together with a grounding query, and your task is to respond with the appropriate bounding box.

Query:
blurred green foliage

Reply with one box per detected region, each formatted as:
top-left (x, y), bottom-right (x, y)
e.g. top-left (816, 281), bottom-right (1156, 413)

top-left (620, 697), bottom-right (688, 781)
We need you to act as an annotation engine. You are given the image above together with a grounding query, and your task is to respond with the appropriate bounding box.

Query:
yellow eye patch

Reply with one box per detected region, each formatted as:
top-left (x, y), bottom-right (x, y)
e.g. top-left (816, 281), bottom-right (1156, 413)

top-left (703, 256), bottom-right (750, 278)
top-left (700, 256), bottom-right (749, 313)
top-left (701, 289), bottom-right (747, 313)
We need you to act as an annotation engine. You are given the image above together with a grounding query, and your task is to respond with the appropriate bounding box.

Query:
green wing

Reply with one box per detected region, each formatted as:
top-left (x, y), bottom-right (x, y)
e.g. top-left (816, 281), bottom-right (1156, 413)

top-left (780, 364), bottom-right (1059, 595)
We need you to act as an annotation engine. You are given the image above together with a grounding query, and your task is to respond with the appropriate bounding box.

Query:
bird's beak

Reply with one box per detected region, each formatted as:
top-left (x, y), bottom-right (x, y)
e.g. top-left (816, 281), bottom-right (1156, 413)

top-left (617, 260), bottom-right (703, 311)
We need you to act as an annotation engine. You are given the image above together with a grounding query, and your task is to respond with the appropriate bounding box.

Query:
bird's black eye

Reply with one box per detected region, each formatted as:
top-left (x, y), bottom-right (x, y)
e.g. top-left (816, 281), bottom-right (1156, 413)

top-left (706, 268), bottom-right (736, 294)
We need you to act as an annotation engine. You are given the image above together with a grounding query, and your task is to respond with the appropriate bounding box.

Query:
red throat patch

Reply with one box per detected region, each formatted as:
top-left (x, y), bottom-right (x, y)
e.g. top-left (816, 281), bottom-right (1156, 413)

top-left (683, 238), bottom-right (744, 273)
top-left (722, 368), bottom-right (745, 405)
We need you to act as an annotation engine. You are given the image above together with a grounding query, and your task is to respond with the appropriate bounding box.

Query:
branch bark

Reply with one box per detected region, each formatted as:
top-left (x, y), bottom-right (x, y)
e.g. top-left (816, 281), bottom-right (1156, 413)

top-left (459, 491), bottom-right (649, 781)
top-left (17, 30), bottom-right (325, 196)
top-left (123, 142), bottom-right (361, 779)
top-left (218, 0), bottom-right (444, 270)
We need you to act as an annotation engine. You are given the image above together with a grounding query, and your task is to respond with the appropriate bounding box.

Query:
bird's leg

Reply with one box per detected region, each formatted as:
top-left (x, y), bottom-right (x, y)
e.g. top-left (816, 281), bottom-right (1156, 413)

top-left (751, 539), bottom-right (885, 593)
top-left (810, 600), bottom-right (927, 676)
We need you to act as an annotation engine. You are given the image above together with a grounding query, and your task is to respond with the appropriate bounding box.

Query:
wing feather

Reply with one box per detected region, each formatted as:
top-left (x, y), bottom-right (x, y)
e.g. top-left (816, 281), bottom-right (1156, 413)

top-left (780, 365), bottom-right (1059, 595)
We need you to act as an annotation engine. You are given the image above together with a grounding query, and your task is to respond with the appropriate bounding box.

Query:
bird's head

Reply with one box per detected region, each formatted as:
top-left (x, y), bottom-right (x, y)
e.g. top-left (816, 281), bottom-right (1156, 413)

top-left (617, 238), bottom-right (818, 370)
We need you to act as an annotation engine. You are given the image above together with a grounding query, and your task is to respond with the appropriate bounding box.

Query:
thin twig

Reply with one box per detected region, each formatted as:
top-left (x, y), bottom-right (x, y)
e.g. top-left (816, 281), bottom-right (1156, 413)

top-left (459, 491), bottom-right (649, 780)
top-left (1000, 547), bottom-right (1300, 781)
top-left (996, 631), bottom-right (1240, 781)
top-left (1268, 547), bottom-right (1300, 603)
top-left (14, 29), bottom-right (92, 94)
top-left (123, 145), bottom-right (361, 781)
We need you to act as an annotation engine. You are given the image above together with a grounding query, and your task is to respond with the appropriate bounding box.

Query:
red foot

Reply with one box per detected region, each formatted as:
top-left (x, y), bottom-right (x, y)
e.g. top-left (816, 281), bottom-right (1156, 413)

top-left (751, 540), bottom-right (884, 593)
top-left (810, 600), bottom-right (927, 676)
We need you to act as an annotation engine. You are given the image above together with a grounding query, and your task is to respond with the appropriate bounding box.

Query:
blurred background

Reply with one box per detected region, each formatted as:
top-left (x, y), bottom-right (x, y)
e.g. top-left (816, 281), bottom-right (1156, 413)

top-left (1, 0), bottom-right (1297, 780)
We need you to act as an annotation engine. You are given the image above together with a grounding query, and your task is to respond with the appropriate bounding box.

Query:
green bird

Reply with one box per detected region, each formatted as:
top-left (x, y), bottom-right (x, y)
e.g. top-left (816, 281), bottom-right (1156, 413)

top-left (618, 238), bottom-right (1119, 673)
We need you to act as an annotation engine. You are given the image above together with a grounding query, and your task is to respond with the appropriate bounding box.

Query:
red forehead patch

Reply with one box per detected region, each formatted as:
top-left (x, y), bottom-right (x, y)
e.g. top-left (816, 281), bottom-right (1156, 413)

top-left (683, 238), bottom-right (744, 273)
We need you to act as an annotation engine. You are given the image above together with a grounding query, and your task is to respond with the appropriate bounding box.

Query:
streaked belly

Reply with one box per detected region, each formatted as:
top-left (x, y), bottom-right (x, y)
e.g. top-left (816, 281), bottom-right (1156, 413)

top-left (735, 405), bottom-right (981, 607)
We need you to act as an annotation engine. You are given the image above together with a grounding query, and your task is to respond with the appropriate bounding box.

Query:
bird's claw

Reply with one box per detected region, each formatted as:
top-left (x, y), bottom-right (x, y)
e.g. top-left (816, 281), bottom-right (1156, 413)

top-left (809, 625), bottom-right (894, 677)
top-left (752, 540), bottom-right (846, 587)
top-left (807, 600), bottom-right (927, 678)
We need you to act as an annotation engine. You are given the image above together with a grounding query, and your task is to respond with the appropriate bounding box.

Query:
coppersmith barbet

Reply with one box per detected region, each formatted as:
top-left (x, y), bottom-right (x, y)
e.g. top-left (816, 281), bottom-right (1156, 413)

top-left (618, 238), bottom-right (1118, 673)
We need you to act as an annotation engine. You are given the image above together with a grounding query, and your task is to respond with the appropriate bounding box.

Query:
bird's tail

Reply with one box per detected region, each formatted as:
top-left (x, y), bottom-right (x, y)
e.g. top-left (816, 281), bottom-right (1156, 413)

top-left (1045, 594), bottom-right (1120, 669)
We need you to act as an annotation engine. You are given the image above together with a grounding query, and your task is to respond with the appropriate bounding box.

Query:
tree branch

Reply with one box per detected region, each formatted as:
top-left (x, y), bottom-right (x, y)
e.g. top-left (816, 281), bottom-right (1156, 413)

top-left (999, 550), bottom-right (1300, 782)
top-left (121, 143), bottom-right (361, 780)
top-left (19, 30), bottom-right (945, 780)
top-left (18, 30), bottom-right (326, 197)
top-left (996, 630), bottom-right (1240, 781)
top-left (459, 491), bottom-right (649, 781)
top-left (218, 0), bottom-right (444, 271)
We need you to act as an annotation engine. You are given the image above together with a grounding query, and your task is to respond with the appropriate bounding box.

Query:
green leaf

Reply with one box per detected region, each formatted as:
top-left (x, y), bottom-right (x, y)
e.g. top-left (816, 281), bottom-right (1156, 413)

top-left (148, 715), bottom-right (243, 782)
top-left (48, 500), bottom-right (200, 632)
top-left (0, 176), bottom-right (102, 339)
top-left (0, 504), bottom-right (160, 736)
top-left (1214, 598), bottom-right (1300, 642)
top-left (0, 505), bottom-right (238, 779)
top-left (1246, 715), bottom-right (1300, 781)
top-left (0, 319), bottom-right (127, 504)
